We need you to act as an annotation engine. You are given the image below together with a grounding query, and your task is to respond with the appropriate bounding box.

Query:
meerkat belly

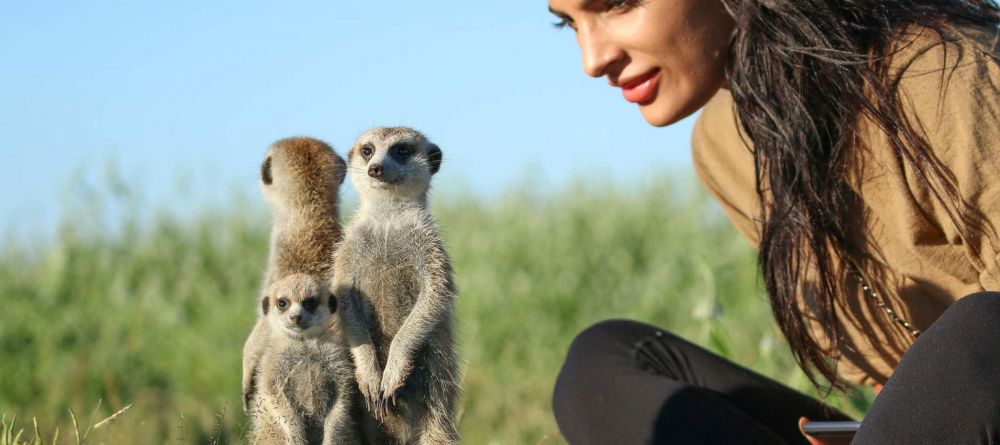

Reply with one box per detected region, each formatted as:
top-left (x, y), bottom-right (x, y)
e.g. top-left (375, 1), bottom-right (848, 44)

top-left (278, 344), bottom-right (341, 420)
top-left (353, 225), bottom-right (424, 338)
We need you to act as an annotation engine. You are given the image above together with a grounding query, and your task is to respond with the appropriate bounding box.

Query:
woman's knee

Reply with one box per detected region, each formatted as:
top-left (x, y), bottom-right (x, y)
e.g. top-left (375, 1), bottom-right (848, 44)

top-left (553, 320), bottom-right (660, 415)
top-left (940, 291), bottom-right (1000, 324)
top-left (909, 291), bottom-right (1000, 384)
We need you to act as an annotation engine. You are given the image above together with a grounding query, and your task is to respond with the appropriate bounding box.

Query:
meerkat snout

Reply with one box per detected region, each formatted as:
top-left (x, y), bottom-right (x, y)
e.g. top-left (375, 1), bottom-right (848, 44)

top-left (368, 163), bottom-right (383, 178)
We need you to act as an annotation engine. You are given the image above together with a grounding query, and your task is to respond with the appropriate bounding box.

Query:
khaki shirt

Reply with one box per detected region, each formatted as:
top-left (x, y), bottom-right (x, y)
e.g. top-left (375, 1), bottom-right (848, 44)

top-left (691, 25), bottom-right (1000, 385)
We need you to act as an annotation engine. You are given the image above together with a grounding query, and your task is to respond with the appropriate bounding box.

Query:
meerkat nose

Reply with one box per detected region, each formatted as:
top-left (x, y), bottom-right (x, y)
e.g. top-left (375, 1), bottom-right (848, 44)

top-left (290, 314), bottom-right (302, 324)
top-left (368, 164), bottom-right (383, 178)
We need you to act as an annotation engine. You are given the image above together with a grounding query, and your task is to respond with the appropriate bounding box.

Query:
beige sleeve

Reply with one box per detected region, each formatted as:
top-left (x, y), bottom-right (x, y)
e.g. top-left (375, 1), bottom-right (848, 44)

top-left (894, 27), bottom-right (1000, 290)
top-left (690, 90), bottom-right (762, 246)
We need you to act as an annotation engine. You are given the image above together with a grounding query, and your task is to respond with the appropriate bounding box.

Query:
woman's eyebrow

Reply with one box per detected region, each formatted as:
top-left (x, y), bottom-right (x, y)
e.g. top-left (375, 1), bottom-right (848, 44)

top-left (549, 0), bottom-right (600, 17)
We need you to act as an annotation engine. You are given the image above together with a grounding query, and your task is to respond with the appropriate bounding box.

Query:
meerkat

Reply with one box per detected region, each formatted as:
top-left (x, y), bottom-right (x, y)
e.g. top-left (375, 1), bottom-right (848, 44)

top-left (243, 137), bottom-right (347, 413)
top-left (331, 127), bottom-right (461, 444)
top-left (247, 273), bottom-right (360, 445)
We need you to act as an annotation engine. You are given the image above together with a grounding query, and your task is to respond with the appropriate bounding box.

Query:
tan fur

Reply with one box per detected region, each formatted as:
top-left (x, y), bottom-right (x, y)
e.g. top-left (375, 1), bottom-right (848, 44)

top-left (333, 127), bottom-right (460, 444)
top-left (242, 137), bottom-right (347, 418)
top-left (247, 274), bottom-right (360, 445)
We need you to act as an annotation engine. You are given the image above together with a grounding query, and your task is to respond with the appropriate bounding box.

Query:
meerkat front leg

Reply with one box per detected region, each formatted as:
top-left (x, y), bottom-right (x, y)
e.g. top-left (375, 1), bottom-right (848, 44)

top-left (336, 286), bottom-right (384, 410)
top-left (380, 246), bottom-right (454, 403)
top-left (242, 318), bottom-right (270, 413)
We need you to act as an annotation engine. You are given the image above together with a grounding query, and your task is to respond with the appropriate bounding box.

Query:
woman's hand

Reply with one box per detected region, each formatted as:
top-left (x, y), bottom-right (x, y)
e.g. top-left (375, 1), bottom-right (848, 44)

top-left (798, 417), bottom-right (852, 445)
top-left (799, 383), bottom-right (882, 444)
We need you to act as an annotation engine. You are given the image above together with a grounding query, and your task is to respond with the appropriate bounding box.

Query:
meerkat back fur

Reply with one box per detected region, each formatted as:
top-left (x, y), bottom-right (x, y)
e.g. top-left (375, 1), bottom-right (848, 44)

top-left (243, 137), bottom-right (347, 413)
top-left (248, 273), bottom-right (360, 445)
top-left (332, 127), bottom-right (460, 444)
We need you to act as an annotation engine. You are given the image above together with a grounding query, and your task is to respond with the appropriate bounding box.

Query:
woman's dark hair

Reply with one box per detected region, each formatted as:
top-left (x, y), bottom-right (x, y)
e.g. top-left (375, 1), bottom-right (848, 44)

top-left (720, 0), bottom-right (1000, 391)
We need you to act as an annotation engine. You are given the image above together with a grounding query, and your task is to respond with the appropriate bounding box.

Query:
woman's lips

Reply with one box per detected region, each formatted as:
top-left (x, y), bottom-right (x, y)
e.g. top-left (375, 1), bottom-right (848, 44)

top-left (619, 70), bottom-right (660, 104)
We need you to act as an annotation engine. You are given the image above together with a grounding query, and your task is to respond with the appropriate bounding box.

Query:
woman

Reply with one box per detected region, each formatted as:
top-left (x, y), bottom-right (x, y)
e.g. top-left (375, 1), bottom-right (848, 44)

top-left (547, 0), bottom-right (1000, 444)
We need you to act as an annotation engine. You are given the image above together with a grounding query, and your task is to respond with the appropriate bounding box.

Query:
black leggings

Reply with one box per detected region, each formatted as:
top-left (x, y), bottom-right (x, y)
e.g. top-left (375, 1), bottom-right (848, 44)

top-left (553, 292), bottom-right (1000, 444)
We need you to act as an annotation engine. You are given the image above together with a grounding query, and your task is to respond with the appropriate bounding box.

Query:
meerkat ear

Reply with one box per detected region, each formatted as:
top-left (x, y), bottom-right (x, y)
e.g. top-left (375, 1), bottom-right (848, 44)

top-left (427, 144), bottom-right (442, 175)
top-left (261, 156), bottom-right (273, 185)
top-left (328, 293), bottom-right (338, 313)
top-left (334, 155), bottom-right (347, 185)
top-left (261, 295), bottom-right (270, 315)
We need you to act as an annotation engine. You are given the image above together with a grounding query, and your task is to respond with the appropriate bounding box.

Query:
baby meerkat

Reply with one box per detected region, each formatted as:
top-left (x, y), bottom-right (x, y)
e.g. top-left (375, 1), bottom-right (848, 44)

top-left (243, 137), bottom-right (347, 412)
top-left (248, 273), bottom-right (359, 445)
top-left (332, 127), bottom-right (460, 444)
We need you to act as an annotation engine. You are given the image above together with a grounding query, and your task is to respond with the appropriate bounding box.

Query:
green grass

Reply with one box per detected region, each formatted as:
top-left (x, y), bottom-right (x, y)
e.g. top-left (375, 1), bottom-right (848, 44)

top-left (0, 172), bottom-right (872, 444)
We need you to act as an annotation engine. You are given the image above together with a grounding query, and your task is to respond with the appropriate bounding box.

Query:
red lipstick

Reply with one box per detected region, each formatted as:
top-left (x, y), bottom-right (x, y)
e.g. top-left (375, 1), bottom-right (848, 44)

top-left (617, 70), bottom-right (660, 104)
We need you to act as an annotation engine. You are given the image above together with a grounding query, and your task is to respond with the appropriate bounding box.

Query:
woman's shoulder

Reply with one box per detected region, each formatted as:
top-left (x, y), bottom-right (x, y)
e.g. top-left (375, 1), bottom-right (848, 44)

top-left (891, 23), bottom-right (997, 69)
top-left (882, 23), bottom-right (1000, 166)
top-left (690, 90), bottom-right (761, 244)
top-left (889, 23), bottom-right (998, 101)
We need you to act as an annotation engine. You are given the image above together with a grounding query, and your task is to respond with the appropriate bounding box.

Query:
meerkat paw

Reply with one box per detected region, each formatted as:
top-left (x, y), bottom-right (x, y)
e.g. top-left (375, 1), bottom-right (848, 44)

top-left (379, 358), bottom-right (413, 404)
top-left (355, 368), bottom-right (383, 412)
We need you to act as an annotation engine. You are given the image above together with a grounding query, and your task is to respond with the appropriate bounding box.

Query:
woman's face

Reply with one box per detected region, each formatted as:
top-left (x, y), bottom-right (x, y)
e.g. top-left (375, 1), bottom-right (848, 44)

top-left (548, 0), bottom-right (734, 126)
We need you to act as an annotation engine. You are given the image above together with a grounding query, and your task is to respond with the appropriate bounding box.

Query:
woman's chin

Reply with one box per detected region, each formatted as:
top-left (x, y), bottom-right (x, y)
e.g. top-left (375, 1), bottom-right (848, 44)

top-left (638, 86), bottom-right (722, 127)
top-left (638, 101), bottom-right (684, 127)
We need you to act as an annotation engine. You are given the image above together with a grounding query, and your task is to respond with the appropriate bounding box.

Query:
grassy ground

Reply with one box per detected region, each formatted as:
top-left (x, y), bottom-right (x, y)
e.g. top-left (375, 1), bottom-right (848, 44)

top-left (0, 173), bottom-right (872, 444)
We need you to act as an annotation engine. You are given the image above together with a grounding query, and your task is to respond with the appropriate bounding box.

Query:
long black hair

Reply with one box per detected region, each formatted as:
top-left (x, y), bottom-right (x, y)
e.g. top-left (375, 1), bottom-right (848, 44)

top-left (720, 0), bottom-right (1000, 391)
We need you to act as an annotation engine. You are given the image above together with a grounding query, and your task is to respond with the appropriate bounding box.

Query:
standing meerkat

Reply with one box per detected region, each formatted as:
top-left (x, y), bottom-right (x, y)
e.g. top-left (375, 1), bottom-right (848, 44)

top-left (243, 137), bottom-right (347, 412)
top-left (332, 127), bottom-right (460, 444)
top-left (248, 273), bottom-right (359, 445)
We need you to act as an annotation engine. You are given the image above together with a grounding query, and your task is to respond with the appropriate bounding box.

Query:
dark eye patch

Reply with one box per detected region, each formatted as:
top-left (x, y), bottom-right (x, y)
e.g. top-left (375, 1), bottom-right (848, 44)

top-left (261, 156), bottom-right (273, 185)
top-left (302, 297), bottom-right (319, 312)
top-left (389, 143), bottom-right (415, 162)
top-left (328, 293), bottom-right (337, 313)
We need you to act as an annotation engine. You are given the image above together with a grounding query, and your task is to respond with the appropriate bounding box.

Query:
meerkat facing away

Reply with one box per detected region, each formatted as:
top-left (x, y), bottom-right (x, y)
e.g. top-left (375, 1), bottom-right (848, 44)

top-left (247, 273), bottom-right (360, 445)
top-left (243, 137), bottom-right (347, 412)
top-left (332, 127), bottom-right (460, 444)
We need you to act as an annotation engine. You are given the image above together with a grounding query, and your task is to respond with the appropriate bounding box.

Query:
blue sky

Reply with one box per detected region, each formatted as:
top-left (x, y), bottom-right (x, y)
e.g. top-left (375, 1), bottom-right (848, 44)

top-left (1, 1), bottom-right (698, 235)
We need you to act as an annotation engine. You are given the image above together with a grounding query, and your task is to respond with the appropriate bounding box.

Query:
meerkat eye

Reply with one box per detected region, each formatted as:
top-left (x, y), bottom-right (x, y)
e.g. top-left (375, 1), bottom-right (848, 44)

top-left (277, 298), bottom-right (289, 310)
top-left (361, 144), bottom-right (374, 160)
top-left (302, 297), bottom-right (319, 312)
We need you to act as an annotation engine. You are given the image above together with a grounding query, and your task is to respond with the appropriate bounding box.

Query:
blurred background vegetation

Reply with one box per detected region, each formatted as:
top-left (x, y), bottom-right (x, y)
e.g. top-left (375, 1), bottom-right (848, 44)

top-left (0, 168), bottom-right (873, 444)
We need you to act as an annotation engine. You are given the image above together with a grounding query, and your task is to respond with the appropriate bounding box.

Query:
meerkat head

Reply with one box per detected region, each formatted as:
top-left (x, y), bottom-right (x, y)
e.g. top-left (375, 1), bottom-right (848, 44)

top-left (261, 273), bottom-right (337, 339)
top-left (260, 137), bottom-right (347, 211)
top-left (348, 127), bottom-right (442, 201)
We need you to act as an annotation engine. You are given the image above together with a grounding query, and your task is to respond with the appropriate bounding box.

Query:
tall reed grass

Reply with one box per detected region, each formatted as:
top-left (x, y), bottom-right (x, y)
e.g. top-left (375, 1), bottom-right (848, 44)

top-left (0, 172), bottom-right (871, 444)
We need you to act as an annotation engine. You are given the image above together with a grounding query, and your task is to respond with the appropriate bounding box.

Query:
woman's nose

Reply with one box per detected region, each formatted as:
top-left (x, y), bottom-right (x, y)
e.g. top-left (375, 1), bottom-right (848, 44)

top-left (577, 23), bottom-right (621, 78)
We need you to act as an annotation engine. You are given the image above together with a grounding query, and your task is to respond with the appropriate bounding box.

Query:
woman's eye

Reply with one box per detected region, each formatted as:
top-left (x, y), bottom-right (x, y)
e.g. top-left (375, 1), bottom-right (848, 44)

top-left (552, 19), bottom-right (569, 29)
top-left (602, 0), bottom-right (639, 12)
